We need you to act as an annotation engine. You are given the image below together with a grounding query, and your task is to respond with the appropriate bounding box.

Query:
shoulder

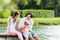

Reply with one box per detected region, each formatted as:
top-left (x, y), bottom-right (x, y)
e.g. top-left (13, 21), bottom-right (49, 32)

top-left (8, 16), bottom-right (12, 20)
top-left (31, 19), bottom-right (33, 22)
top-left (22, 17), bottom-right (27, 19)
top-left (21, 17), bottom-right (27, 20)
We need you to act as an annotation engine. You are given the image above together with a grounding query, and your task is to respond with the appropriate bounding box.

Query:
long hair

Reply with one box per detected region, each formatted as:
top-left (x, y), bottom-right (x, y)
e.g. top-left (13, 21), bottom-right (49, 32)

top-left (12, 11), bottom-right (20, 18)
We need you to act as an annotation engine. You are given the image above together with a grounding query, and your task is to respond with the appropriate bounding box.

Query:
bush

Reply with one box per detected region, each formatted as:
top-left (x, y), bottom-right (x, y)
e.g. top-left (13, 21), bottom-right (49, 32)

top-left (0, 12), bottom-right (3, 18)
top-left (2, 10), bottom-right (11, 18)
top-left (0, 10), bottom-right (54, 18)
top-left (19, 10), bottom-right (54, 18)
top-left (0, 19), bottom-right (7, 27)
top-left (33, 18), bottom-right (60, 26)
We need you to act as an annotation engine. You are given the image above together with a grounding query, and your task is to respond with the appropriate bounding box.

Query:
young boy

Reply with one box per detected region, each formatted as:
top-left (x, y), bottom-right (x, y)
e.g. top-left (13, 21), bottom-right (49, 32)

top-left (20, 20), bottom-right (31, 40)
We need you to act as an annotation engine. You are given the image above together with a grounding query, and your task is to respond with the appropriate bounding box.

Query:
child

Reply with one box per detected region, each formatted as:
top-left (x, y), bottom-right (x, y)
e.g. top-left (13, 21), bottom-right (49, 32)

top-left (20, 20), bottom-right (31, 40)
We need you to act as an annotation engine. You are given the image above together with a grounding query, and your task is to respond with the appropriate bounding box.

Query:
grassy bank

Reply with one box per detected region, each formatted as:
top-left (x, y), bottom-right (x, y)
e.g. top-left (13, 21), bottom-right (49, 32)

top-left (33, 18), bottom-right (60, 25)
top-left (0, 18), bottom-right (60, 27)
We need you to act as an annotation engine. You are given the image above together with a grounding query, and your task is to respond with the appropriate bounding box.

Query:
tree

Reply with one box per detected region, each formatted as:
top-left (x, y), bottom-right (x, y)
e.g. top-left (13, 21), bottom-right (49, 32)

top-left (17, 0), bottom-right (28, 9)
top-left (54, 0), bottom-right (59, 17)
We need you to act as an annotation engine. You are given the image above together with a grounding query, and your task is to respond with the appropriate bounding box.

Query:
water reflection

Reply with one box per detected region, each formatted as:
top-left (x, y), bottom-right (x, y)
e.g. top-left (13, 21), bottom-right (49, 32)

top-left (0, 25), bottom-right (60, 40)
top-left (33, 25), bottom-right (60, 40)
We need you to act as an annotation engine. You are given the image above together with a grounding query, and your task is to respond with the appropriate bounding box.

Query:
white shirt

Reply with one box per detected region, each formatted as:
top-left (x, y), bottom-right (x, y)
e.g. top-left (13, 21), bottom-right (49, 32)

top-left (18, 17), bottom-right (33, 30)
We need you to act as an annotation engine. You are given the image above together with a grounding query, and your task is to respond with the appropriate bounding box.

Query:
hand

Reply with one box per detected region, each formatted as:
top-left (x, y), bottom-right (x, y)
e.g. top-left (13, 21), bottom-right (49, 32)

top-left (28, 30), bottom-right (31, 32)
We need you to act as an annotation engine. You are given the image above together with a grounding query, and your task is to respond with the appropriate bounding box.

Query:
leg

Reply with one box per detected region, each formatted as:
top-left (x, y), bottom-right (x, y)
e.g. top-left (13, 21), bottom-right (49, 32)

top-left (31, 31), bottom-right (40, 40)
top-left (29, 37), bottom-right (34, 40)
top-left (23, 32), bottom-right (28, 40)
top-left (28, 32), bottom-right (34, 40)
top-left (14, 31), bottom-right (23, 40)
top-left (25, 37), bottom-right (28, 40)
top-left (34, 35), bottom-right (40, 40)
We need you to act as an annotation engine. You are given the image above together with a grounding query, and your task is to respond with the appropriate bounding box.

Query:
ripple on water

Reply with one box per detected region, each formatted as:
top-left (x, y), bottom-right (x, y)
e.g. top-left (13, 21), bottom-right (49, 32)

top-left (0, 26), bottom-right (60, 40)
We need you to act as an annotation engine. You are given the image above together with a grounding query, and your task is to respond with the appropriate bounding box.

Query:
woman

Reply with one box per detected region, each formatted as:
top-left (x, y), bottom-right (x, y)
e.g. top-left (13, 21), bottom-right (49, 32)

top-left (7, 11), bottom-right (23, 40)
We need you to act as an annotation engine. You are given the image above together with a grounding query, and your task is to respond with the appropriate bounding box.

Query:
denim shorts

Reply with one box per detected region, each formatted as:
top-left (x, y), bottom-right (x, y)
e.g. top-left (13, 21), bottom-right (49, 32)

top-left (19, 30), bottom-right (32, 38)
top-left (23, 32), bottom-right (32, 38)
top-left (23, 30), bottom-right (37, 38)
top-left (30, 30), bottom-right (37, 37)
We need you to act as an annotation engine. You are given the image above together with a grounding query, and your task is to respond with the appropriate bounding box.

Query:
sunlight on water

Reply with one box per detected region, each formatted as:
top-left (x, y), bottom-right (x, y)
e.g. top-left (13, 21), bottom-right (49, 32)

top-left (33, 25), bottom-right (60, 40)
top-left (0, 25), bottom-right (60, 40)
top-left (44, 26), bottom-right (60, 40)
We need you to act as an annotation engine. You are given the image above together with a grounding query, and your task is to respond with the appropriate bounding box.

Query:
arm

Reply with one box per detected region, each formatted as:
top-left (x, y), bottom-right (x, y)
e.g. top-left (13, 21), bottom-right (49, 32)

top-left (7, 17), bottom-right (11, 33)
top-left (28, 26), bottom-right (31, 32)
top-left (29, 20), bottom-right (34, 31)
top-left (16, 19), bottom-right (19, 30)
top-left (18, 18), bottom-right (25, 29)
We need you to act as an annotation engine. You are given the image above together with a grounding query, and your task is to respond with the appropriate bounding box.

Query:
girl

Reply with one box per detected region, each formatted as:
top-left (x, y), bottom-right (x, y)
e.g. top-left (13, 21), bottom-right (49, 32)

top-left (7, 11), bottom-right (23, 40)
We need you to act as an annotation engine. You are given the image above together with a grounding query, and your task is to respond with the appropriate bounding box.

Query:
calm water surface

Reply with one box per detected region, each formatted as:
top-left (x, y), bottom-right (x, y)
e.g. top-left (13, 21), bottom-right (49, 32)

top-left (0, 25), bottom-right (60, 40)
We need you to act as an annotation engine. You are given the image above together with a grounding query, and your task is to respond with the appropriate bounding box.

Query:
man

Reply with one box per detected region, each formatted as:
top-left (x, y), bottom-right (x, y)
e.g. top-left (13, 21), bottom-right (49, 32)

top-left (18, 12), bottom-right (40, 40)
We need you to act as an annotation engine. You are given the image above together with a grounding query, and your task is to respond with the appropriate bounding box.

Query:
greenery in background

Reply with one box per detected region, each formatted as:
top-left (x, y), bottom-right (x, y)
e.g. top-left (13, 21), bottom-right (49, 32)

top-left (0, 19), bottom-right (7, 27)
top-left (0, 0), bottom-right (60, 26)
top-left (0, 0), bottom-right (60, 17)
top-left (19, 10), bottom-right (54, 18)
top-left (0, 10), bottom-right (54, 18)
top-left (0, 18), bottom-right (60, 27)
top-left (2, 10), bottom-right (11, 18)
top-left (33, 18), bottom-right (60, 26)
top-left (17, 0), bottom-right (60, 17)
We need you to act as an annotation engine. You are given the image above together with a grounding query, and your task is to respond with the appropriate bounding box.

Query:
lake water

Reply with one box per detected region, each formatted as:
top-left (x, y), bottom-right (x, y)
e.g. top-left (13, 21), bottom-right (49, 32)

top-left (0, 25), bottom-right (60, 40)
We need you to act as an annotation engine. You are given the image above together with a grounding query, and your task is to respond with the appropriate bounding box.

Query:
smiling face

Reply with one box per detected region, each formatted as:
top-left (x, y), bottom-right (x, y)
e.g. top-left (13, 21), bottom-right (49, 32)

top-left (27, 14), bottom-right (31, 20)
top-left (16, 13), bottom-right (20, 18)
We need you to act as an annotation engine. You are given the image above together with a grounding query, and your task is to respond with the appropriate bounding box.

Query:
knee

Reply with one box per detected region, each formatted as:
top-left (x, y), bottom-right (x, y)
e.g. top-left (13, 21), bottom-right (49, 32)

top-left (34, 35), bottom-right (40, 40)
top-left (17, 32), bottom-right (22, 35)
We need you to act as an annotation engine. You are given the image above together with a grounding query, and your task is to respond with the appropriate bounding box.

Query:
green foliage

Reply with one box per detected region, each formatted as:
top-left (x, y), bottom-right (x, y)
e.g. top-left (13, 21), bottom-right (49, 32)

top-left (58, 0), bottom-right (60, 5)
top-left (0, 12), bottom-right (3, 18)
top-left (0, 19), bottom-right (7, 27)
top-left (19, 10), bottom-right (54, 18)
top-left (0, 0), bottom-right (60, 17)
top-left (46, 0), bottom-right (54, 8)
top-left (35, 0), bottom-right (41, 5)
top-left (33, 18), bottom-right (60, 25)
top-left (0, 10), bottom-right (54, 18)
top-left (19, 0), bottom-right (28, 6)
top-left (2, 10), bottom-right (11, 18)
top-left (1, 18), bottom-right (60, 27)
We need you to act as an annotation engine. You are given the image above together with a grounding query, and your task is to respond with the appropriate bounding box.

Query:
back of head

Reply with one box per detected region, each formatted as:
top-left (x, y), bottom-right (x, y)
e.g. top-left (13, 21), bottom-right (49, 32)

top-left (12, 11), bottom-right (20, 18)
top-left (24, 20), bottom-right (29, 25)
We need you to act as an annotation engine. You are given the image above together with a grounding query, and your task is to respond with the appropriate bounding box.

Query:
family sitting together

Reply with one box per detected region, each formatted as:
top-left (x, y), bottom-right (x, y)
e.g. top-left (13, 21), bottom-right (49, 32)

top-left (7, 11), bottom-right (40, 40)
